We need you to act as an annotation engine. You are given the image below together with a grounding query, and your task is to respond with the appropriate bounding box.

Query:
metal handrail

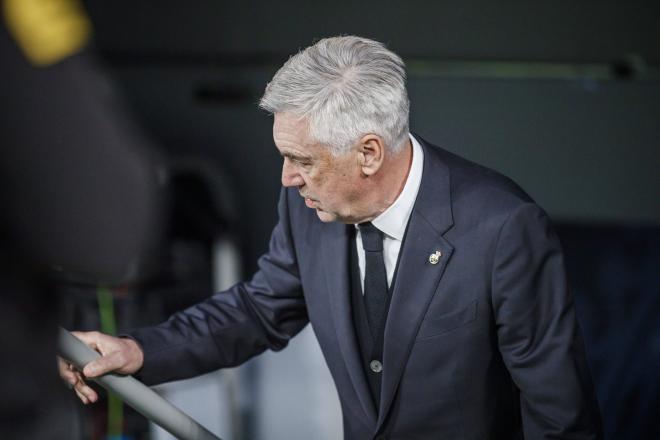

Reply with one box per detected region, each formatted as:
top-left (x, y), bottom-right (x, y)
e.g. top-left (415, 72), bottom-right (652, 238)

top-left (58, 328), bottom-right (222, 440)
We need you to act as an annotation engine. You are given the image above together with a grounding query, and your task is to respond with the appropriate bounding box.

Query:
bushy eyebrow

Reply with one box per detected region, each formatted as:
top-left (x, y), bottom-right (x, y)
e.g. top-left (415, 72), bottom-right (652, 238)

top-left (280, 151), bottom-right (312, 162)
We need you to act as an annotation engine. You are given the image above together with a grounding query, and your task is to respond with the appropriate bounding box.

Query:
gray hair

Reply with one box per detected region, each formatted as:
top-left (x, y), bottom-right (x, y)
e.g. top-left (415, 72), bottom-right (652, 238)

top-left (259, 35), bottom-right (410, 155)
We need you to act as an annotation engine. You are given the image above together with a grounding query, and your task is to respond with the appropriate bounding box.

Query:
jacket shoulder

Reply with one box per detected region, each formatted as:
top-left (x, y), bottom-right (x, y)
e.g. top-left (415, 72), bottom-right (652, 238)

top-left (416, 137), bottom-right (547, 242)
top-left (421, 138), bottom-right (536, 215)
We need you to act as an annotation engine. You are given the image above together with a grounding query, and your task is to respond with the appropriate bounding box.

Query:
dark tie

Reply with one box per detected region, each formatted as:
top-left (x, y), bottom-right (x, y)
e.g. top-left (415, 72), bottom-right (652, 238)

top-left (359, 222), bottom-right (388, 336)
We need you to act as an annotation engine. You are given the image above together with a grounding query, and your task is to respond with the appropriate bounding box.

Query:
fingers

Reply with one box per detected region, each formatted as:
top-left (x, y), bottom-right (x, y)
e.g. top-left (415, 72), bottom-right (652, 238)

top-left (74, 377), bottom-right (98, 404)
top-left (74, 388), bottom-right (88, 404)
top-left (58, 357), bottom-right (78, 387)
top-left (59, 357), bottom-right (99, 404)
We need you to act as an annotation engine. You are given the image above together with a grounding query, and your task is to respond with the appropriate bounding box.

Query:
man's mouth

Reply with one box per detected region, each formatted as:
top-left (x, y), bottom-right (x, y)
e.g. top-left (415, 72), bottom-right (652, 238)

top-left (300, 191), bottom-right (319, 208)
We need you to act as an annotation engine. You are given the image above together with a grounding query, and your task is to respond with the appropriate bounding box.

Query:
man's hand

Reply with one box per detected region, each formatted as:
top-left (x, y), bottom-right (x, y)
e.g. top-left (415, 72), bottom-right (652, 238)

top-left (58, 331), bottom-right (144, 404)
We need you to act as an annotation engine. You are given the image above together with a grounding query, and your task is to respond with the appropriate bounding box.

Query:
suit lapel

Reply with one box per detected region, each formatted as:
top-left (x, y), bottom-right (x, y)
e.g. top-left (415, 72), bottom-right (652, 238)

top-left (377, 139), bottom-right (455, 429)
top-left (321, 221), bottom-right (378, 426)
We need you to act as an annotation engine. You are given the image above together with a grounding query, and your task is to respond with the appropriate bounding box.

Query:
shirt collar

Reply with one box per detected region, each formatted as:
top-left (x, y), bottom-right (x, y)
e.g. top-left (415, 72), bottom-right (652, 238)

top-left (370, 133), bottom-right (424, 241)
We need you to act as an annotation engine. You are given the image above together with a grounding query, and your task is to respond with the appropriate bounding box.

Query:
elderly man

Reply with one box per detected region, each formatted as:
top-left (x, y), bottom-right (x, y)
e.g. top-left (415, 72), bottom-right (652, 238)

top-left (62, 36), bottom-right (602, 439)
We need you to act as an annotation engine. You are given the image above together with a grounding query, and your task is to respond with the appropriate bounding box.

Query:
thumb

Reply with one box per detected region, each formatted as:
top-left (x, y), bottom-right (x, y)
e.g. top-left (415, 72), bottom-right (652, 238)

top-left (83, 350), bottom-right (123, 378)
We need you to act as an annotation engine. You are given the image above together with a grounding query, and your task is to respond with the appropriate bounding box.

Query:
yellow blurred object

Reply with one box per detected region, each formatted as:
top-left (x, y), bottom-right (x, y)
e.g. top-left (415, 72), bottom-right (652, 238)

top-left (3, 0), bottom-right (91, 66)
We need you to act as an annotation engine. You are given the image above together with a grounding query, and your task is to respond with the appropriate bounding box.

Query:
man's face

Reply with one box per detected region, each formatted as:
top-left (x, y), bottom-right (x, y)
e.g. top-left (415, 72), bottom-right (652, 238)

top-left (273, 113), bottom-right (364, 223)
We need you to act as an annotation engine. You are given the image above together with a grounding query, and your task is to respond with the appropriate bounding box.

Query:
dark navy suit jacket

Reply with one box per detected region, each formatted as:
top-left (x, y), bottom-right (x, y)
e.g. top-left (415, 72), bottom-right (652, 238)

top-left (130, 137), bottom-right (602, 439)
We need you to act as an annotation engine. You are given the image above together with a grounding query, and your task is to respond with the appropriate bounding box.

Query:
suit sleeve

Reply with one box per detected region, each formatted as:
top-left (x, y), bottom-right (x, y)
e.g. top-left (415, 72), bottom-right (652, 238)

top-left (128, 188), bottom-right (309, 385)
top-left (492, 203), bottom-right (603, 439)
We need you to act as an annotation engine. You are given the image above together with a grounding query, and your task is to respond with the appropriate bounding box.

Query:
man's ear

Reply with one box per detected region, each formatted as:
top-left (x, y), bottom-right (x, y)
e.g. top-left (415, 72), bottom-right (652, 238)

top-left (358, 135), bottom-right (385, 176)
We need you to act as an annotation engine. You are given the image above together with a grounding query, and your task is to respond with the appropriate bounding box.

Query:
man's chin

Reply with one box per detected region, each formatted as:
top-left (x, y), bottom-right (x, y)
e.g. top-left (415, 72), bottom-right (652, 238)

top-left (315, 209), bottom-right (336, 223)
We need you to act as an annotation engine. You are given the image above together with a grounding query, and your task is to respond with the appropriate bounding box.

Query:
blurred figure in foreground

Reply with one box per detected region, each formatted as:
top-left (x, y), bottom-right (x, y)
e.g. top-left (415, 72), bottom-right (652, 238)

top-left (0, 0), bottom-right (160, 437)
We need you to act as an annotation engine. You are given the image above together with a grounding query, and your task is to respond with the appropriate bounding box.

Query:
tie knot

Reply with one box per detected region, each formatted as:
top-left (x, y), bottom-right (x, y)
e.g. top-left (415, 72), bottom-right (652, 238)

top-left (359, 222), bottom-right (384, 252)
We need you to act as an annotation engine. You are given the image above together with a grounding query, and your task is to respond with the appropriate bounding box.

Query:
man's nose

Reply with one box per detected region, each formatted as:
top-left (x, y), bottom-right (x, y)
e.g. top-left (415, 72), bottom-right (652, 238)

top-left (281, 160), bottom-right (304, 187)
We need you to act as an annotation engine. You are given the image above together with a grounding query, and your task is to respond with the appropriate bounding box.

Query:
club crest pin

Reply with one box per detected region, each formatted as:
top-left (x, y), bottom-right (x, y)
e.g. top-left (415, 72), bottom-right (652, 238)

top-left (428, 250), bottom-right (442, 265)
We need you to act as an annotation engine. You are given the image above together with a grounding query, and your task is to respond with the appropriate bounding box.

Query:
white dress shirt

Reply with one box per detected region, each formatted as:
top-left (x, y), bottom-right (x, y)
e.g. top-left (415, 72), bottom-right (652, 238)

top-left (355, 133), bottom-right (424, 292)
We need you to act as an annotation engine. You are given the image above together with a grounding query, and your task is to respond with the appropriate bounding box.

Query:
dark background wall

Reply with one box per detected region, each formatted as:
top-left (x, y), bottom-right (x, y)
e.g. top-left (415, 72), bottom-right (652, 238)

top-left (84, 1), bottom-right (660, 265)
top-left (81, 1), bottom-right (660, 438)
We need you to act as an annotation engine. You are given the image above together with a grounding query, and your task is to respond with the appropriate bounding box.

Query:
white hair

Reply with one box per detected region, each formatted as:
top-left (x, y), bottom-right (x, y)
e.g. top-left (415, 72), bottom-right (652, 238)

top-left (259, 35), bottom-right (410, 155)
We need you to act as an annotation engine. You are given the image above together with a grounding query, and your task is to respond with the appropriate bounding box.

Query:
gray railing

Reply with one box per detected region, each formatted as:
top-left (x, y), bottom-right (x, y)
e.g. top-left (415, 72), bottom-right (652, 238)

top-left (58, 328), bottom-right (222, 440)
